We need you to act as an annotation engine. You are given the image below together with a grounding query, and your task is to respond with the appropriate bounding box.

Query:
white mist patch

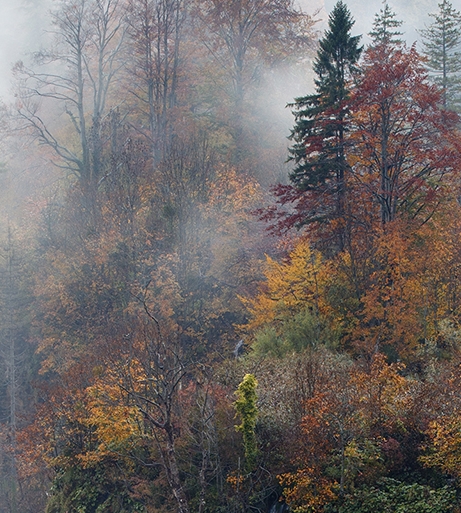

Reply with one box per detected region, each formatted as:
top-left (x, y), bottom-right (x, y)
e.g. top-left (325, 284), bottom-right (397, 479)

top-left (255, 62), bottom-right (316, 136)
top-left (0, 0), bottom-right (52, 100)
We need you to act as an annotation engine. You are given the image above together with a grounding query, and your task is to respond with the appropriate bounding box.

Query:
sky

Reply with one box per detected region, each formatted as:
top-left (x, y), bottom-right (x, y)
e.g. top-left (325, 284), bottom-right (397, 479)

top-left (323, 0), bottom-right (461, 45)
top-left (0, 0), bottom-right (459, 100)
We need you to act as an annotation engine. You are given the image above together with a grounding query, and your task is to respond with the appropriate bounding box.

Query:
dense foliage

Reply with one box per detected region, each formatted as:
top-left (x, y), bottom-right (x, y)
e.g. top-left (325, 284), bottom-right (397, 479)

top-left (1, 1), bottom-right (461, 512)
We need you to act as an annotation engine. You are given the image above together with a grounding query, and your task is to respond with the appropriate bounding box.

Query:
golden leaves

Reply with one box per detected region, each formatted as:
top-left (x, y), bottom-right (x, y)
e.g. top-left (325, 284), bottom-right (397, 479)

top-left (421, 417), bottom-right (461, 481)
top-left (242, 238), bottom-right (324, 332)
top-left (278, 469), bottom-right (336, 513)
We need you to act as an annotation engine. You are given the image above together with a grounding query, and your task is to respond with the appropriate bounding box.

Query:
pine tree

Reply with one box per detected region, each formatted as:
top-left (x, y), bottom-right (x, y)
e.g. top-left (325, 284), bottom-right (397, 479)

top-left (287, 0), bottom-right (362, 251)
top-left (420, 0), bottom-right (461, 110)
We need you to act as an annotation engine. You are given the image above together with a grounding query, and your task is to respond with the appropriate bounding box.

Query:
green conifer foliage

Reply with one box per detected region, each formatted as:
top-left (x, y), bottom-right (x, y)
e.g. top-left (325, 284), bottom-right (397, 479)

top-left (421, 0), bottom-right (461, 110)
top-left (369, 2), bottom-right (404, 46)
top-left (287, 0), bottom-right (362, 250)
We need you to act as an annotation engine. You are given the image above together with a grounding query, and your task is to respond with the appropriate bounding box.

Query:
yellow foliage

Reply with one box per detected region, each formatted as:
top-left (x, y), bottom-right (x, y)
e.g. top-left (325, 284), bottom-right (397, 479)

top-left (421, 416), bottom-right (461, 481)
top-left (349, 353), bottom-right (414, 433)
top-left (79, 382), bottom-right (143, 466)
top-left (226, 472), bottom-right (245, 490)
top-left (278, 469), bottom-right (336, 513)
top-left (242, 238), bottom-right (325, 332)
top-left (42, 377), bottom-right (144, 470)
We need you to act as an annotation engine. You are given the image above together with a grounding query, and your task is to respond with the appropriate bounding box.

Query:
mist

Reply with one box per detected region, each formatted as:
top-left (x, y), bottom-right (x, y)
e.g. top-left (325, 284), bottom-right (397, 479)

top-left (0, 0), bottom-right (52, 99)
top-left (0, 0), bottom-right (460, 511)
top-left (324, 0), bottom-right (459, 45)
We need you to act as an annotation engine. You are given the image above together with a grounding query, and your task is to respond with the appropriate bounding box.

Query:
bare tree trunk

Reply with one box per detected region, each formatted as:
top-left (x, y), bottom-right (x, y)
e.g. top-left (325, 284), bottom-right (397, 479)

top-left (164, 431), bottom-right (190, 513)
top-left (112, 302), bottom-right (192, 513)
top-left (126, 0), bottom-right (185, 164)
top-left (0, 225), bottom-right (29, 513)
top-left (14, 0), bottom-right (126, 193)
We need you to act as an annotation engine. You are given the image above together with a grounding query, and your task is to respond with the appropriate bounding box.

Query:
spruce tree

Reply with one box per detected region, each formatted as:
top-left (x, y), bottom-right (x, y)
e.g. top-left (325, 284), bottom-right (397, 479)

top-left (288, 0), bottom-right (362, 251)
top-left (420, 0), bottom-right (461, 110)
top-left (369, 2), bottom-right (403, 46)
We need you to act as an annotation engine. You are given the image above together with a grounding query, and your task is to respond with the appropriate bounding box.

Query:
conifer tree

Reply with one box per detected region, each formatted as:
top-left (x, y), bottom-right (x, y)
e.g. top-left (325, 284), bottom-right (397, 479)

top-left (287, 0), bottom-right (362, 251)
top-left (0, 226), bottom-right (31, 513)
top-left (369, 2), bottom-right (403, 46)
top-left (420, 0), bottom-right (461, 110)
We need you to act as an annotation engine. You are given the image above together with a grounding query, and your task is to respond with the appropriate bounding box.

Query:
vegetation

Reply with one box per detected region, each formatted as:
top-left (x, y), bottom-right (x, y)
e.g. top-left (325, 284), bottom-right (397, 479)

top-left (421, 0), bottom-right (461, 111)
top-left (1, 0), bottom-right (461, 512)
top-left (286, 0), bottom-right (362, 250)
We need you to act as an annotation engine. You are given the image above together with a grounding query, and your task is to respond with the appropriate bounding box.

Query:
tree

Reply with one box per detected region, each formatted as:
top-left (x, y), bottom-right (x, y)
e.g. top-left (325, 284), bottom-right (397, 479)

top-left (126, 0), bottom-right (186, 163)
top-left (278, 354), bottom-right (354, 511)
top-left (278, 353), bottom-right (423, 512)
top-left (16, 361), bottom-right (147, 513)
top-left (420, 0), bottom-right (461, 111)
top-left (195, 0), bottom-right (315, 166)
top-left (284, 0), bottom-right (362, 251)
top-left (196, 0), bottom-right (311, 110)
top-left (240, 237), bottom-right (342, 358)
top-left (234, 373), bottom-right (258, 473)
top-left (0, 226), bottom-right (33, 513)
top-left (14, 0), bottom-right (126, 193)
top-left (350, 38), bottom-right (461, 227)
top-left (109, 306), bottom-right (191, 513)
top-left (340, 479), bottom-right (457, 513)
top-left (369, 2), bottom-right (403, 46)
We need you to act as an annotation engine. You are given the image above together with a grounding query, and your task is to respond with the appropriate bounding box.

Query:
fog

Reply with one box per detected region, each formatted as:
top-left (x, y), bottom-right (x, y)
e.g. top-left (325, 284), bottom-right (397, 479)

top-left (0, 1), bottom-right (460, 511)
top-left (324, 0), bottom-right (461, 45)
top-left (0, 0), bottom-right (52, 99)
top-left (0, 0), bottom-right (457, 100)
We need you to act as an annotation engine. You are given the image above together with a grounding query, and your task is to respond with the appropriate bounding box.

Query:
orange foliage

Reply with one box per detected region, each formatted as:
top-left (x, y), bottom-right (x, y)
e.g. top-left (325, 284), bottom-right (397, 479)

top-left (17, 362), bottom-right (143, 476)
top-left (345, 208), bottom-right (461, 359)
top-left (278, 354), bottom-right (420, 511)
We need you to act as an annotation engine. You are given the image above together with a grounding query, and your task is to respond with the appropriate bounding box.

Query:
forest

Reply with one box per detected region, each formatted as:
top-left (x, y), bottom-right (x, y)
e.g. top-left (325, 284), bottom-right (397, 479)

top-left (1, 0), bottom-right (461, 511)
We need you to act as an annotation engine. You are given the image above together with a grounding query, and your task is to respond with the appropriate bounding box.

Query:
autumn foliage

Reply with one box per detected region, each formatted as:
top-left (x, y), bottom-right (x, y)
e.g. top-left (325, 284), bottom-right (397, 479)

top-left (5, 1), bottom-right (461, 513)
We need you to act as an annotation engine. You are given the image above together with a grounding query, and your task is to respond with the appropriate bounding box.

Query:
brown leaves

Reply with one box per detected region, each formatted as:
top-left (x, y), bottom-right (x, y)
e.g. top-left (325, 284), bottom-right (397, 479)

top-left (278, 353), bottom-right (418, 512)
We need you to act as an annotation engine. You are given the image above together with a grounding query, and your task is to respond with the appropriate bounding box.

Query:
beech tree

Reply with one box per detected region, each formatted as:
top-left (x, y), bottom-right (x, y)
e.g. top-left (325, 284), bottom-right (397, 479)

top-left (126, 0), bottom-right (186, 163)
top-left (421, 0), bottom-right (461, 111)
top-left (196, 0), bottom-right (311, 110)
top-left (350, 36), bottom-right (461, 226)
top-left (195, 0), bottom-right (315, 167)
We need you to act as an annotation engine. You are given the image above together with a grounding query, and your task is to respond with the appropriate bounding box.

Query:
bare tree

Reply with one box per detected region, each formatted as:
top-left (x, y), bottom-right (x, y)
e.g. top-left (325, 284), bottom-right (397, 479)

top-left (126, 0), bottom-right (186, 163)
top-left (157, 132), bottom-right (214, 284)
top-left (0, 225), bottom-right (31, 513)
top-left (196, 0), bottom-right (314, 106)
top-left (13, 0), bottom-right (126, 193)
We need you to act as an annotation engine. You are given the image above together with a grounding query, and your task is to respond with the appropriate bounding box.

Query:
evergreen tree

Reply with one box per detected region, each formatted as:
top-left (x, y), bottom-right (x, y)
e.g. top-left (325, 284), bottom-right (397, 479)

top-left (369, 2), bottom-right (403, 46)
top-left (287, 0), bottom-right (362, 251)
top-left (420, 0), bottom-right (461, 110)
